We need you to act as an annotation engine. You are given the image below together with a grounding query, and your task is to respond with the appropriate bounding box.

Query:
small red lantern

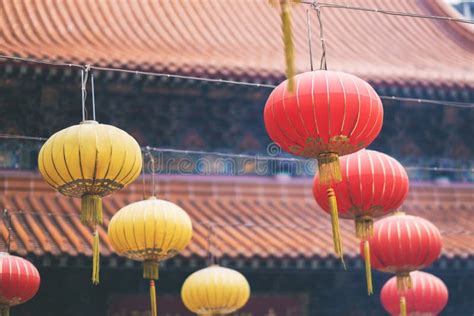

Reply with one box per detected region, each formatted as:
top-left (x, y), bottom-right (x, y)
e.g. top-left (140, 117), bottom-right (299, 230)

top-left (381, 271), bottom-right (448, 316)
top-left (361, 213), bottom-right (442, 295)
top-left (314, 149), bottom-right (409, 294)
top-left (264, 70), bottom-right (384, 260)
top-left (0, 253), bottom-right (41, 316)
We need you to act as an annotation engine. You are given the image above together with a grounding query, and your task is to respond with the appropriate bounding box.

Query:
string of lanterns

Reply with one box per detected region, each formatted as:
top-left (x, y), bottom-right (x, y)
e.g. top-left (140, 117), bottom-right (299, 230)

top-left (1, 4), bottom-right (455, 315)
top-left (381, 271), bottom-right (449, 316)
top-left (4, 70), bottom-right (450, 315)
top-left (2, 70), bottom-right (450, 315)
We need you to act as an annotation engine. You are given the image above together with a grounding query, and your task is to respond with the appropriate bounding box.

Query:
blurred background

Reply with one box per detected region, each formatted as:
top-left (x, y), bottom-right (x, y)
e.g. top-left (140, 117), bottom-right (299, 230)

top-left (0, 0), bottom-right (473, 315)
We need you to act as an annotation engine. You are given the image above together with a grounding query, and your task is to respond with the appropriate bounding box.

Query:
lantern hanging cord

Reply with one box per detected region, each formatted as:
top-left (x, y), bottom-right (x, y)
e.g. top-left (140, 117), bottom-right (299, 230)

top-left (91, 71), bottom-right (96, 121)
top-left (312, 2), bottom-right (328, 70)
top-left (145, 147), bottom-right (157, 198)
top-left (81, 66), bottom-right (90, 121)
top-left (141, 154), bottom-right (147, 200)
top-left (306, 8), bottom-right (314, 71)
top-left (0, 55), bottom-right (473, 108)
top-left (207, 223), bottom-right (218, 265)
top-left (3, 210), bottom-right (12, 253)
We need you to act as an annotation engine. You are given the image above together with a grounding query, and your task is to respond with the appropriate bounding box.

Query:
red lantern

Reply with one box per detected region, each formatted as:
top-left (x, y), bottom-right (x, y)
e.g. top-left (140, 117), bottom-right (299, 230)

top-left (381, 271), bottom-right (448, 316)
top-left (264, 70), bottom-right (384, 260)
top-left (313, 149), bottom-right (409, 294)
top-left (361, 213), bottom-right (442, 296)
top-left (0, 253), bottom-right (41, 316)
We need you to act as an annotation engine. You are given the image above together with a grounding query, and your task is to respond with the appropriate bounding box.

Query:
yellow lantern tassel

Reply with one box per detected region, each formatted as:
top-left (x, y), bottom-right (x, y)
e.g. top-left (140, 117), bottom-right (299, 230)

top-left (81, 195), bottom-right (103, 226)
top-left (396, 272), bottom-right (412, 292)
top-left (363, 240), bottom-right (373, 295)
top-left (92, 229), bottom-right (100, 285)
top-left (144, 260), bottom-right (159, 280)
top-left (0, 306), bottom-right (9, 316)
top-left (327, 188), bottom-right (344, 267)
top-left (150, 280), bottom-right (157, 316)
top-left (281, 0), bottom-right (296, 91)
top-left (318, 153), bottom-right (342, 185)
top-left (400, 296), bottom-right (407, 316)
top-left (355, 216), bottom-right (374, 239)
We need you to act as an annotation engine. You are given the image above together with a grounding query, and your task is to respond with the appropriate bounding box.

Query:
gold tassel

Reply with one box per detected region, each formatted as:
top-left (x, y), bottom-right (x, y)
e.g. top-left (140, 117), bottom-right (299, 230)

top-left (318, 153), bottom-right (342, 185)
top-left (149, 280), bottom-right (157, 316)
top-left (355, 216), bottom-right (374, 239)
top-left (327, 188), bottom-right (345, 267)
top-left (281, 0), bottom-right (296, 91)
top-left (396, 272), bottom-right (412, 292)
top-left (0, 306), bottom-right (9, 316)
top-left (143, 260), bottom-right (159, 280)
top-left (92, 229), bottom-right (100, 285)
top-left (363, 240), bottom-right (373, 295)
top-left (399, 296), bottom-right (407, 316)
top-left (81, 195), bottom-right (103, 226)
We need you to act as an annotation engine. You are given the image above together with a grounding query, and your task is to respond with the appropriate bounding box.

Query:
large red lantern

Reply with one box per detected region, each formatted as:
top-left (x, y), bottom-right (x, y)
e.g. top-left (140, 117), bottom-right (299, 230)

top-left (314, 149), bottom-right (409, 294)
top-left (0, 253), bottom-right (41, 316)
top-left (264, 70), bottom-right (384, 260)
top-left (381, 271), bottom-right (448, 316)
top-left (361, 213), bottom-right (442, 294)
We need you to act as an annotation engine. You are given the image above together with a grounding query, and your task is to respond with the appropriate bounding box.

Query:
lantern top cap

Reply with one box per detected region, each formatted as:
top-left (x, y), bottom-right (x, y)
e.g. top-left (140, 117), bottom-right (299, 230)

top-left (80, 120), bottom-right (99, 125)
top-left (393, 211), bottom-right (406, 216)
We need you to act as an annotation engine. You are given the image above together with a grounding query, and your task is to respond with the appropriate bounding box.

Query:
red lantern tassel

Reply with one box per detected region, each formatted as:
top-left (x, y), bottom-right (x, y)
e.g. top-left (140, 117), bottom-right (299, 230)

top-left (327, 188), bottom-right (345, 267)
top-left (363, 240), bottom-right (373, 295)
top-left (0, 306), bottom-right (9, 316)
top-left (150, 280), bottom-right (157, 316)
top-left (399, 296), bottom-right (407, 316)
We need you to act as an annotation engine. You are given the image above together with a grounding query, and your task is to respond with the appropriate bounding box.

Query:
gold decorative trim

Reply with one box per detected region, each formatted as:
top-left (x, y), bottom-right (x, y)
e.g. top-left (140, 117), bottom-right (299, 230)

top-left (57, 179), bottom-right (124, 198)
top-left (288, 135), bottom-right (363, 158)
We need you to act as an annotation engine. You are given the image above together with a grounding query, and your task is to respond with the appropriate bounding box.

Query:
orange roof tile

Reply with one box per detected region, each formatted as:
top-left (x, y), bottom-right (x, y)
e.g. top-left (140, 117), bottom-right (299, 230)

top-left (1, 171), bottom-right (473, 262)
top-left (0, 0), bottom-right (473, 87)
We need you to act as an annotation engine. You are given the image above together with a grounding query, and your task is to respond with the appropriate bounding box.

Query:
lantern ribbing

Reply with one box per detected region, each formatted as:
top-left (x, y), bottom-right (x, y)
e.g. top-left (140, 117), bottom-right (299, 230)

top-left (265, 71), bottom-right (384, 262)
top-left (38, 120), bottom-right (142, 284)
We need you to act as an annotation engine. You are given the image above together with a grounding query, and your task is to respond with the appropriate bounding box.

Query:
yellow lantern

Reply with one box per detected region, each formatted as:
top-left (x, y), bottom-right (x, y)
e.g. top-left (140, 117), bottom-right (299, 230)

top-left (38, 120), bottom-right (142, 283)
top-left (108, 197), bottom-right (193, 316)
top-left (181, 265), bottom-right (251, 315)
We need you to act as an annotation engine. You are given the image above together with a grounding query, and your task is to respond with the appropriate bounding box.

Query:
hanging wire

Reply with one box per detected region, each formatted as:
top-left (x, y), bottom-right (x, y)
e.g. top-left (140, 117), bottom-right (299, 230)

top-left (306, 8), bottom-right (314, 71)
top-left (313, 2), bottom-right (328, 70)
top-left (3, 210), bottom-right (12, 253)
top-left (141, 153), bottom-right (147, 200)
top-left (91, 72), bottom-right (96, 121)
top-left (146, 147), bottom-right (156, 197)
top-left (304, 1), bottom-right (474, 24)
top-left (81, 66), bottom-right (90, 121)
top-left (0, 134), bottom-right (47, 141)
top-left (0, 55), bottom-right (473, 108)
top-left (207, 223), bottom-right (218, 265)
top-left (0, 133), bottom-right (473, 174)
